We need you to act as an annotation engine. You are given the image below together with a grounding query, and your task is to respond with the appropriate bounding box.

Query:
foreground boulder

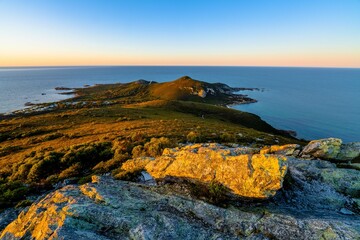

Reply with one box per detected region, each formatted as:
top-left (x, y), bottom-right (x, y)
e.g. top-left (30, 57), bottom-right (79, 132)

top-left (123, 144), bottom-right (288, 199)
top-left (1, 175), bottom-right (359, 240)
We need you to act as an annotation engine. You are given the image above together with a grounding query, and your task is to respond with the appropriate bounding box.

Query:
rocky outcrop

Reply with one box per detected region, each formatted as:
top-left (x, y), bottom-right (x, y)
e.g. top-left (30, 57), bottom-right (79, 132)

top-left (0, 209), bottom-right (20, 233)
top-left (1, 141), bottom-right (359, 239)
top-left (337, 142), bottom-right (360, 161)
top-left (282, 158), bottom-right (360, 212)
top-left (301, 138), bottom-right (342, 159)
top-left (123, 144), bottom-right (288, 199)
top-left (1, 173), bottom-right (359, 240)
top-left (260, 144), bottom-right (301, 156)
top-left (257, 138), bottom-right (360, 163)
top-left (300, 138), bottom-right (360, 169)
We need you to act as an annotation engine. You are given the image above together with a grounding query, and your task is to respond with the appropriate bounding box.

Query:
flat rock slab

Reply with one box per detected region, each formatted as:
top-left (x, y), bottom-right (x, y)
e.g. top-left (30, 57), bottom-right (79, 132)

top-left (1, 176), bottom-right (359, 240)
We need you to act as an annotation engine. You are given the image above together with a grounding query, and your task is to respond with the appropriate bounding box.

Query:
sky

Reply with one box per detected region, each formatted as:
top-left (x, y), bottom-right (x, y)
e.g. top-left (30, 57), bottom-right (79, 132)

top-left (0, 0), bottom-right (359, 67)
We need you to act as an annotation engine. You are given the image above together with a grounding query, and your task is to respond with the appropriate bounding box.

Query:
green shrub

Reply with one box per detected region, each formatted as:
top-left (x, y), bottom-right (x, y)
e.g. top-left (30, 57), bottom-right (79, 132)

top-left (0, 181), bottom-right (30, 209)
top-left (10, 163), bottom-right (32, 181)
top-left (93, 153), bottom-right (129, 173)
top-left (45, 174), bottom-right (59, 185)
top-left (114, 169), bottom-right (143, 182)
top-left (61, 142), bottom-right (113, 168)
top-left (144, 137), bottom-right (174, 157)
top-left (15, 199), bottom-right (33, 208)
top-left (1, 141), bottom-right (116, 208)
top-left (187, 131), bottom-right (202, 143)
top-left (131, 137), bottom-right (175, 158)
top-left (20, 129), bottom-right (49, 138)
top-left (186, 180), bottom-right (228, 206)
top-left (43, 132), bottom-right (64, 141)
top-left (0, 132), bottom-right (11, 142)
top-left (27, 152), bottom-right (62, 182)
top-left (208, 180), bottom-right (228, 204)
top-left (59, 163), bottom-right (82, 179)
top-left (0, 145), bottom-right (23, 157)
top-left (132, 145), bottom-right (145, 158)
top-left (130, 132), bottom-right (144, 142)
top-left (112, 140), bottom-right (133, 154)
top-left (219, 132), bottom-right (236, 143)
top-left (77, 175), bottom-right (92, 185)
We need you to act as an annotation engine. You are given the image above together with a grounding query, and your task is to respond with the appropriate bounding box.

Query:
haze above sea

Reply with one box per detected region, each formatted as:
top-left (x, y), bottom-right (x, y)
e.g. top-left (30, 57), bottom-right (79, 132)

top-left (0, 66), bottom-right (359, 142)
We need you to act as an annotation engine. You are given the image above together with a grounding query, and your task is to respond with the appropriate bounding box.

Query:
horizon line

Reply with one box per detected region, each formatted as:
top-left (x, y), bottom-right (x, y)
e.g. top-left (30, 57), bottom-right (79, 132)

top-left (1, 64), bottom-right (359, 69)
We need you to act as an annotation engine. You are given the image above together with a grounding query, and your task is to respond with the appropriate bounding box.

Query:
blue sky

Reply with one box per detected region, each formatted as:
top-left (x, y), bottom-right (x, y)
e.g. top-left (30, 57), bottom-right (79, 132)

top-left (0, 0), bottom-right (359, 67)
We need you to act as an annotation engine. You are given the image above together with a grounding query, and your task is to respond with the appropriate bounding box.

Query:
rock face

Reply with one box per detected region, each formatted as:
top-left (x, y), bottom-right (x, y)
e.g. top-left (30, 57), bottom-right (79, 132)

top-left (0, 210), bottom-right (20, 234)
top-left (301, 138), bottom-right (342, 159)
top-left (260, 144), bottom-right (300, 156)
top-left (282, 158), bottom-right (360, 211)
top-left (1, 173), bottom-right (359, 240)
top-left (337, 142), bottom-right (360, 161)
top-left (124, 144), bottom-right (288, 199)
top-left (300, 138), bottom-right (360, 163)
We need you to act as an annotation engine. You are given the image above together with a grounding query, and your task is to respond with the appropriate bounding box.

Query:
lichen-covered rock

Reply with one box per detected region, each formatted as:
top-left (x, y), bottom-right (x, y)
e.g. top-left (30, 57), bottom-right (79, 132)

top-left (0, 209), bottom-right (19, 233)
top-left (301, 138), bottom-right (342, 159)
top-left (1, 175), bottom-right (359, 240)
top-left (337, 142), bottom-right (360, 161)
top-left (338, 163), bottom-right (360, 171)
top-left (319, 167), bottom-right (360, 198)
top-left (139, 144), bottom-right (288, 199)
top-left (260, 144), bottom-right (300, 156)
top-left (282, 158), bottom-right (360, 212)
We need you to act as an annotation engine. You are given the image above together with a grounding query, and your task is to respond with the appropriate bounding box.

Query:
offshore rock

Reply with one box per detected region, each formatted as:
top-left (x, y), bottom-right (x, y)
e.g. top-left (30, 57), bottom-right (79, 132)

top-left (134, 143), bottom-right (288, 199)
top-left (301, 138), bottom-right (342, 159)
top-left (1, 175), bottom-right (359, 240)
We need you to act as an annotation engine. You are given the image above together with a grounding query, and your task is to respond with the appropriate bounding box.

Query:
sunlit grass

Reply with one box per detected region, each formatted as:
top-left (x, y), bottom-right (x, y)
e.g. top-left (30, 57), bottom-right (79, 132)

top-left (0, 78), bottom-right (304, 209)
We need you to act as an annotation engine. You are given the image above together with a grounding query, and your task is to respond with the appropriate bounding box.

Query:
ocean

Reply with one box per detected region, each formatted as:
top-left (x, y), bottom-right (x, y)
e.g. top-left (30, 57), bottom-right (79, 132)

top-left (0, 66), bottom-right (359, 142)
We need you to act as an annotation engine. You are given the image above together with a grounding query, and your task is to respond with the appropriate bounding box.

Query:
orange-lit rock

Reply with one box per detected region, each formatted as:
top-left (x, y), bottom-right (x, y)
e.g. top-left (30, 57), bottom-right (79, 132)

top-left (260, 144), bottom-right (300, 156)
top-left (125, 144), bottom-right (288, 199)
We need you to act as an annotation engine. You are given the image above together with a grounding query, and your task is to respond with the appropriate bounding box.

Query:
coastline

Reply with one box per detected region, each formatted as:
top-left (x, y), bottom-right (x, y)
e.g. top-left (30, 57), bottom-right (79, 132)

top-left (0, 80), bottom-right (300, 141)
top-left (0, 80), bottom-right (259, 117)
top-left (1, 66), bottom-right (359, 142)
top-left (0, 86), bottom-right (88, 117)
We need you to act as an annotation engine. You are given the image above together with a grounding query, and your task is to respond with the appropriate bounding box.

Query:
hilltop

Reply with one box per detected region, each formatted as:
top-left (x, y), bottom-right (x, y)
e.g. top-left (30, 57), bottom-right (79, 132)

top-left (71, 75), bottom-right (257, 106)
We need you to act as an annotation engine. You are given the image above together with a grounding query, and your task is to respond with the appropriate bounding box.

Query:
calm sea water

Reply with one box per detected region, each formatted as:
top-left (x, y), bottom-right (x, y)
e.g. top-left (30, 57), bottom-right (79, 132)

top-left (0, 66), bottom-right (359, 142)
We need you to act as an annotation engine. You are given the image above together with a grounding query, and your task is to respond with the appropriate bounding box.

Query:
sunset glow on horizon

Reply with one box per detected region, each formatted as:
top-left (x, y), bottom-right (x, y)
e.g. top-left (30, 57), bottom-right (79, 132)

top-left (1, 0), bottom-right (359, 68)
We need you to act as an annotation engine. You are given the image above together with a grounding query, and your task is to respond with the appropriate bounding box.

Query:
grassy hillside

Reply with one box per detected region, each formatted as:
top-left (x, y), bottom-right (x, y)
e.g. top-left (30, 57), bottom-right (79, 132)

top-left (0, 76), bottom-right (303, 209)
top-left (73, 76), bottom-right (256, 106)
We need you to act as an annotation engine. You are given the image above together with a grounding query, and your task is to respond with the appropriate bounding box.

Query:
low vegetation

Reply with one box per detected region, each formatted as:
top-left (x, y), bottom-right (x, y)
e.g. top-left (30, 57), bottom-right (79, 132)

top-left (0, 76), bottom-right (304, 209)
